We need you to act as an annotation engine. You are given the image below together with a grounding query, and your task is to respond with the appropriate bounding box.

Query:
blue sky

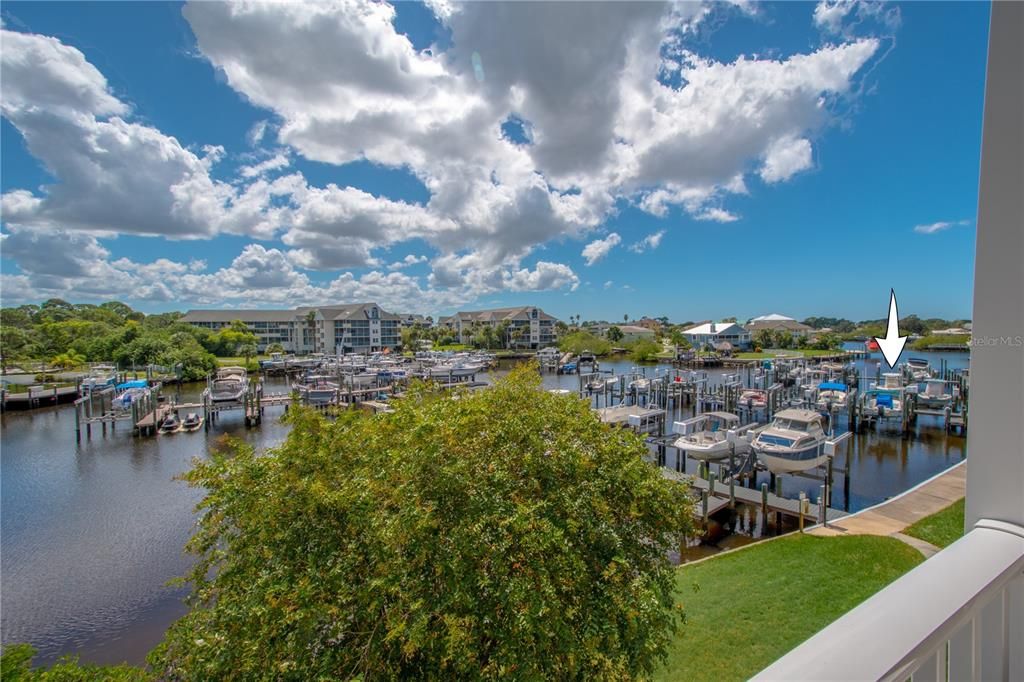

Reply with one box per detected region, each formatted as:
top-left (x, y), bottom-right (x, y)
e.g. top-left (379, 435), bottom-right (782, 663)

top-left (0, 1), bottom-right (989, 322)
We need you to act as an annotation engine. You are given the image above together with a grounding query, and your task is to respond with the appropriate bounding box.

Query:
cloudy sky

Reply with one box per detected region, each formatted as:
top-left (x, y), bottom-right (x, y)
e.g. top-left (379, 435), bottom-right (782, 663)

top-left (1, 1), bottom-right (988, 320)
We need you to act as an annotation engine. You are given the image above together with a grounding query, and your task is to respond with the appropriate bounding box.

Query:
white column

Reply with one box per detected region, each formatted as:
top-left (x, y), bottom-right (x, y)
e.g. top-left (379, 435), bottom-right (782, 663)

top-left (965, 1), bottom-right (1024, 531)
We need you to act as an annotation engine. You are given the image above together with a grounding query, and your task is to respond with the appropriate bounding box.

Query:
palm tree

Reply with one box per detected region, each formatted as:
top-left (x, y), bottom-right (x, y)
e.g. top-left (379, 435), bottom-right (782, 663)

top-left (623, 313), bottom-right (629, 324)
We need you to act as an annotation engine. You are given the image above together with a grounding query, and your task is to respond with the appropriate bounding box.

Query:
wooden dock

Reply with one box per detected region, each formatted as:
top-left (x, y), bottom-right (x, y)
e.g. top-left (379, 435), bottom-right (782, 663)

top-left (662, 468), bottom-right (847, 524)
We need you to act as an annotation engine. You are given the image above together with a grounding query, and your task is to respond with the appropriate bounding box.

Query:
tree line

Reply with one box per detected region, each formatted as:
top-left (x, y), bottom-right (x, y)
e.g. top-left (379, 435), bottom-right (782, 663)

top-left (0, 299), bottom-right (260, 381)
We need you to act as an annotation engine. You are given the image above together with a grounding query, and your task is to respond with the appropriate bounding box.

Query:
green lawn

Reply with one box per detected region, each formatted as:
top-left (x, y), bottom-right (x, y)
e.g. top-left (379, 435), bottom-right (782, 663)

top-left (655, 534), bottom-right (923, 681)
top-left (216, 356), bottom-right (267, 366)
top-left (903, 498), bottom-right (966, 549)
top-left (736, 349), bottom-right (846, 360)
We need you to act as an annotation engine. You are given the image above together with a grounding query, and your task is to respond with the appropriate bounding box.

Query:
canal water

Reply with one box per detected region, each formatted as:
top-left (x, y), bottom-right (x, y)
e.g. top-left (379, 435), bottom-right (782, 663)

top-left (1, 346), bottom-right (968, 666)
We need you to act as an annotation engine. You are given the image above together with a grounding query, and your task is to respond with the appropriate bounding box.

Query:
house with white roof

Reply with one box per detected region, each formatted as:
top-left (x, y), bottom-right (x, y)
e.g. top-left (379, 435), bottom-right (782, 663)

top-left (681, 321), bottom-right (752, 350)
top-left (746, 313), bottom-right (814, 339)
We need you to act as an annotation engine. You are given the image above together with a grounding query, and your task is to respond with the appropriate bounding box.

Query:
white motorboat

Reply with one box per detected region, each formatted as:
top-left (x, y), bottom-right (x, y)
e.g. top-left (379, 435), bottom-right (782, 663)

top-left (906, 357), bottom-right (932, 381)
top-left (211, 367), bottom-right (248, 403)
top-left (815, 382), bottom-right (850, 412)
top-left (629, 377), bottom-right (651, 393)
top-left (862, 389), bottom-right (902, 418)
top-left (738, 389), bottom-right (767, 409)
top-left (294, 374), bottom-right (339, 404)
top-left (81, 364), bottom-right (118, 394)
top-left (752, 408), bottom-right (830, 473)
top-left (672, 411), bottom-right (752, 462)
top-left (916, 379), bottom-right (953, 409)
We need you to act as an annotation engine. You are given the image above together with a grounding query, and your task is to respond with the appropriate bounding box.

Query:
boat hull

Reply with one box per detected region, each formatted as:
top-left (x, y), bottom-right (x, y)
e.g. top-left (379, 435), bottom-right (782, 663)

top-left (755, 445), bottom-right (827, 473)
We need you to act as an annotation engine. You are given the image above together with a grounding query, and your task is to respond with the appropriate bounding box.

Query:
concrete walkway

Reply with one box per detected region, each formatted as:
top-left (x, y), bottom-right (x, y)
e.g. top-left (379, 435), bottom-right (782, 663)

top-left (810, 460), bottom-right (966, 557)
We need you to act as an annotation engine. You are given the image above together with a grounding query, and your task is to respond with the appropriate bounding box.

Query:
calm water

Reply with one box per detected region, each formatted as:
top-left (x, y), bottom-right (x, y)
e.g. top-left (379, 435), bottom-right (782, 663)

top-left (1, 348), bottom-right (968, 666)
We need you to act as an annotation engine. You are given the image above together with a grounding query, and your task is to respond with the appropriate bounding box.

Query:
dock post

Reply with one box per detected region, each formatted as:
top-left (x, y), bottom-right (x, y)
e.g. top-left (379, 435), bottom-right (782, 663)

top-left (798, 492), bottom-right (807, 532)
top-left (729, 476), bottom-right (736, 509)
top-left (760, 482), bottom-right (768, 527)
top-left (709, 471), bottom-right (716, 496)
top-left (75, 402), bottom-right (81, 444)
top-left (701, 490), bottom-right (709, 523)
top-left (818, 484), bottom-right (827, 526)
top-left (774, 475), bottom-right (783, 529)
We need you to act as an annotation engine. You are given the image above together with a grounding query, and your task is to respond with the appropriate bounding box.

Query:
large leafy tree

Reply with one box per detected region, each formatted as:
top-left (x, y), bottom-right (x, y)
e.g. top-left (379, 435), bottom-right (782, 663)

top-left (152, 365), bottom-right (693, 680)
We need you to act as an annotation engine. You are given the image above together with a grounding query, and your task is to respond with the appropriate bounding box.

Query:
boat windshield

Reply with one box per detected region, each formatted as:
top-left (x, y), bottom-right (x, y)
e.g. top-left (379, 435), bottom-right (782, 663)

top-left (758, 434), bottom-right (795, 447)
top-left (772, 418), bottom-right (811, 432)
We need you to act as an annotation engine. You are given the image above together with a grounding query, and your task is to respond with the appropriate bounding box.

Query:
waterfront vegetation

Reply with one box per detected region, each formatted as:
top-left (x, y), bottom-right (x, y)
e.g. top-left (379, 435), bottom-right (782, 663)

top-left (736, 348), bottom-right (849, 360)
top-left (904, 498), bottom-right (966, 549)
top-left (654, 534), bottom-right (924, 681)
top-left (0, 299), bottom-right (257, 381)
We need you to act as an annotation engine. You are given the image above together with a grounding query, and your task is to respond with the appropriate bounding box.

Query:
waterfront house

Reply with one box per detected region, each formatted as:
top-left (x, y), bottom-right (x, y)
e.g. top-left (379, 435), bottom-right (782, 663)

top-left (593, 324), bottom-right (656, 343)
top-left (681, 321), bottom-right (751, 350)
top-left (745, 313), bottom-right (814, 340)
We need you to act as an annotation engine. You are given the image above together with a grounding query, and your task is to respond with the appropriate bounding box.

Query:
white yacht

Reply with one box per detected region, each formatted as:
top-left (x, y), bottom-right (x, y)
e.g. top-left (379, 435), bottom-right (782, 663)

top-left (672, 411), bottom-right (752, 462)
top-left (916, 379), bottom-right (953, 409)
top-left (752, 408), bottom-right (830, 473)
top-left (211, 367), bottom-right (248, 403)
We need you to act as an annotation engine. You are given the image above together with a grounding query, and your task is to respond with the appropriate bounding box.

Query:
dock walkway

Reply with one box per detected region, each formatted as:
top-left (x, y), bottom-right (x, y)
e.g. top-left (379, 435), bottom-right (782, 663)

top-left (661, 469), bottom-right (847, 523)
top-left (810, 460), bottom-right (965, 544)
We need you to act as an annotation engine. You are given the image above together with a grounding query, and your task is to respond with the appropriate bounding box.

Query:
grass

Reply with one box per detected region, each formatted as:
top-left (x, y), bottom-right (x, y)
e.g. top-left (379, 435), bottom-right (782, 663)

top-left (216, 355), bottom-right (267, 366)
top-left (655, 534), bottom-right (923, 681)
top-left (903, 498), bottom-right (966, 549)
top-left (736, 348), bottom-right (845, 360)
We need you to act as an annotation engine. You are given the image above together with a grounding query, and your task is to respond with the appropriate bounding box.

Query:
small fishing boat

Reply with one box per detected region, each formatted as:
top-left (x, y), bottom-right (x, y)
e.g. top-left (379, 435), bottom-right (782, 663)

top-left (181, 412), bottom-right (203, 432)
top-left (672, 411), bottom-right (751, 461)
top-left (630, 377), bottom-right (651, 393)
top-left (294, 375), bottom-right (339, 404)
top-left (865, 338), bottom-right (880, 352)
top-left (752, 408), bottom-right (830, 473)
top-left (211, 367), bottom-right (248, 403)
top-left (158, 413), bottom-right (182, 434)
top-left (906, 357), bottom-right (931, 381)
top-left (81, 364), bottom-right (118, 394)
top-left (815, 382), bottom-right (850, 412)
top-left (862, 390), bottom-right (902, 418)
top-left (916, 379), bottom-right (953, 409)
top-left (738, 389), bottom-right (767, 409)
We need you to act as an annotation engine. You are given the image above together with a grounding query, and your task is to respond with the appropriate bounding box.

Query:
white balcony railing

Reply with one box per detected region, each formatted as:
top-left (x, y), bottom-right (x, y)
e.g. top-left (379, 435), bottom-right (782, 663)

top-left (753, 520), bottom-right (1024, 681)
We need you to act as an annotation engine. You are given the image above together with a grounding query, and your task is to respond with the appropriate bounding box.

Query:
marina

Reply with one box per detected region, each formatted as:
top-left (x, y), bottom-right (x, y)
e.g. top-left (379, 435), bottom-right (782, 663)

top-left (1, 346), bottom-right (970, 666)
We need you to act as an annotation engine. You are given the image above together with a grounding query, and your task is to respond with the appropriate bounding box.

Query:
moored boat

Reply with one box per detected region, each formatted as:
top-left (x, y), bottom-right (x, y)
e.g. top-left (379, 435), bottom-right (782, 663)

top-left (158, 413), bottom-right (182, 434)
top-left (815, 382), bottom-right (850, 412)
top-left (752, 408), bottom-right (830, 473)
top-left (906, 357), bottom-right (931, 381)
top-left (211, 367), bottom-right (248, 403)
top-left (916, 379), bottom-right (953, 409)
top-left (182, 412), bottom-right (203, 432)
top-left (672, 411), bottom-right (751, 462)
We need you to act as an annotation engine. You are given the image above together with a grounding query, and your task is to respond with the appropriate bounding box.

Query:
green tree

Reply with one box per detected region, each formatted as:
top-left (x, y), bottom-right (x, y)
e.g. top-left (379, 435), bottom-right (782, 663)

top-left (558, 330), bottom-right (611, 356)
top-left (50, 350), bottom-right (86, 369)
top-left (606, 325), bottom-right (624, 343)
top-left (629, 338), bottom-right (661, 363)
top-left (265, 342), bottom-right (285, 355)
top-left (753, 329), bottom-right (775, 350)
top-left (152, 366), bottom-right (692, 680)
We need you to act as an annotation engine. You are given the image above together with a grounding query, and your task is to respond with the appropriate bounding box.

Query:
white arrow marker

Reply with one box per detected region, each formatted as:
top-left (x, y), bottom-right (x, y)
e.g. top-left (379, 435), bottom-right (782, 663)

top-left (875, 289), bottom-right (908, 368)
